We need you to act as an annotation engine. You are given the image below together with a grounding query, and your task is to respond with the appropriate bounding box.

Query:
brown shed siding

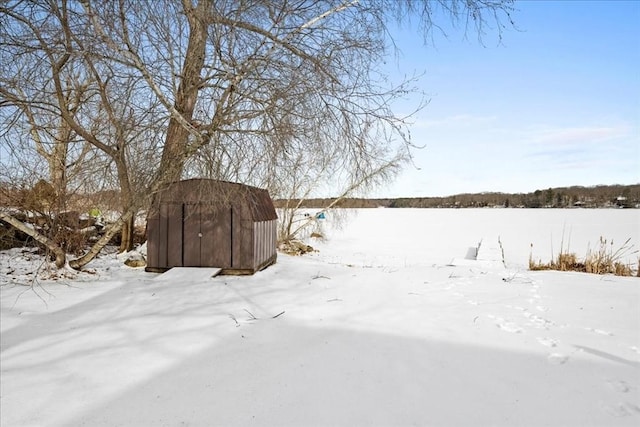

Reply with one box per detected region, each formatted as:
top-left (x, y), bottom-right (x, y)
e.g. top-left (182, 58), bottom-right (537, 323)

top-left (162, 203), bottom-right (183, 268)
top-left (183, 204), bottom-right (232, 267)
top-left (253, 220), bottom-right (277, 270)
top-left (201, 206), bottom-right (232, 267)
top-left (146, 179), bottom-right (277, 274)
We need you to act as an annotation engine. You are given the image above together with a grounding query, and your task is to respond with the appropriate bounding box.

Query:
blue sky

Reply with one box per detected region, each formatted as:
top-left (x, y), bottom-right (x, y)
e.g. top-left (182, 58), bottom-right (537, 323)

top-left (377, 0), bottom-right (639, 198)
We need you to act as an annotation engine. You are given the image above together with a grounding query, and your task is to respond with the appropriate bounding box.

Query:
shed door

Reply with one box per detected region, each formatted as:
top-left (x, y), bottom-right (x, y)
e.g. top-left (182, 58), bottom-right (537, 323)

top-left (159, 203), bottom-right (183, 268)
top-left (183, 204), bottom-right (232, 267)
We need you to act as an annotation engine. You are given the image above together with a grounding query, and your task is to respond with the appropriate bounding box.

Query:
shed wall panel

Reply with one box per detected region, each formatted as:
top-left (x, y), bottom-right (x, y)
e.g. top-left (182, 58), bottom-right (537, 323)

top-left (233, 218), bottom-right (253, 269)
top-left (166, 204), bottom-right (183, 267)
top-left (146, 216), bottom-right (159, 269)
top-left (257, 221), bottom-right (264, 269)
top-left (201, 206), bottom-right (232, 267)
top-left (157, 204), bottom-right (169, 268)
top-left (183, 204), bottom-right (201, 267)
top-left (253, 220), bottom-right (277, 269)
top-left (255, 221), bottom-right (262, 269)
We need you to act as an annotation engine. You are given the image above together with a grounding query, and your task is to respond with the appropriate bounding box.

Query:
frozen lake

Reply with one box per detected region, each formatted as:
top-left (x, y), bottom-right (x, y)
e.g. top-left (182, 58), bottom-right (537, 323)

top-left (311, 208), bottom-right (640, 269)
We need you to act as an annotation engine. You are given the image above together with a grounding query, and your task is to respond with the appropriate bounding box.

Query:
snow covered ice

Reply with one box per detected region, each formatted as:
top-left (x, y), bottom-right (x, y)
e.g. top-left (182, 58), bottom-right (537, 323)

top-left (1, 208), bottom-right (639, 426)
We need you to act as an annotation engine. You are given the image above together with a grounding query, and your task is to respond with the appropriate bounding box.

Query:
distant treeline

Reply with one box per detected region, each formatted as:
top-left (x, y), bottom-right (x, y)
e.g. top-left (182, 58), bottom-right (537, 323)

top-left (274, 184), bottom-right (640, 209)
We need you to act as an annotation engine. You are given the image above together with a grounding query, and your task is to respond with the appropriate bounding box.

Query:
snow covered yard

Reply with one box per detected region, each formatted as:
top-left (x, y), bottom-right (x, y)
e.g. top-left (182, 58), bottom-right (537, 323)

top-left (1, 208), bottom-right (639, 426)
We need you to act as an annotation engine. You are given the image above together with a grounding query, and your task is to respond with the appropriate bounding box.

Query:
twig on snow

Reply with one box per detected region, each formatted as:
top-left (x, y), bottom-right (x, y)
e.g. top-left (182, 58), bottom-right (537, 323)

top-left (12, 258), bottom-right (54, 309)
top-left (229, 314), bottom-right (240, 327)
top-left (244, 309), bottom-right (258, 320)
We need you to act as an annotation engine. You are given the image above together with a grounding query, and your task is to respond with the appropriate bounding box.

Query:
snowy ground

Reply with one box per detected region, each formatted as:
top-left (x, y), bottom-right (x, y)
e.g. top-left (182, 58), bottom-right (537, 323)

top-left (1, 208), bottom-right (639, 426)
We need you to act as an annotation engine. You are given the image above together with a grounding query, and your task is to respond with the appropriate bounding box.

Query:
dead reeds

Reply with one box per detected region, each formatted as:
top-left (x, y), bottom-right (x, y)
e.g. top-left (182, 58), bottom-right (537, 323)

top-left (529, 237), bottom-right (639, 277)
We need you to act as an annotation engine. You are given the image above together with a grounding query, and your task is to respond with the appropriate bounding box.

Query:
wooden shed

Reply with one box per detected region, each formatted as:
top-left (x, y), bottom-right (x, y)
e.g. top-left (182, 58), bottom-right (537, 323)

top-left (145, 179), bottom-right (277, 274)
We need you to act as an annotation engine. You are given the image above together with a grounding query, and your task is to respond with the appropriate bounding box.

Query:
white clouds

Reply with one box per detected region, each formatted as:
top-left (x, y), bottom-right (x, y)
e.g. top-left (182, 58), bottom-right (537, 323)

top-left (379, 118), bottom-right (639, 197)
top-left (512, 122), bottom-right (640, 188)
top-left (531, 125), bottom-right (632, 146)
top-left (524, 122), bottom-right (637, 163)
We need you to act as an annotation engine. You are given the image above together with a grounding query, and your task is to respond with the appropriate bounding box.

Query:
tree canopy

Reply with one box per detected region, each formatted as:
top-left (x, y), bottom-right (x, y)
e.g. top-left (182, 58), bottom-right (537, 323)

top-left (0, 0), bottom-right (515, 267)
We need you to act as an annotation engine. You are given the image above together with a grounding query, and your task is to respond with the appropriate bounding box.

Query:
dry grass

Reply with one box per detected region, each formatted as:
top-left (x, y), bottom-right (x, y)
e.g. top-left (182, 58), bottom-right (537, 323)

top-left (278, 239), bottom-right (315, 256)
top-left (529, 237), bottom-right (639, 277)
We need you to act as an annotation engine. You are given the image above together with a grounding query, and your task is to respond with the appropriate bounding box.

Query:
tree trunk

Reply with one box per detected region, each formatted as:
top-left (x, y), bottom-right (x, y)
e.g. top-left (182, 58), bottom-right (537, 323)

top-left (50, 118), bottom-right (71, 209)
top-left (157, 0), bottom-right (210, 185)
top-left (0, 212), bottom-right (66, 268)
top-left (119, 215), bottom-right (135, 253)
top-left (114, 148), bottom-right (135, 253)
top-left (68, 210), bottom-right (133, 269)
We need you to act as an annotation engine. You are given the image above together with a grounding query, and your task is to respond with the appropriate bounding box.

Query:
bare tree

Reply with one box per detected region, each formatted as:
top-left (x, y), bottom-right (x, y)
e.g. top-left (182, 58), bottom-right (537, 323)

top-left (78, 0), bottom-right (513, 186)
top-left (1, 0), bottom-right (165, 267)
top-left (1, 0), bottom-right (515, 269)
top-left (0, 3), bottom-right (98, 262)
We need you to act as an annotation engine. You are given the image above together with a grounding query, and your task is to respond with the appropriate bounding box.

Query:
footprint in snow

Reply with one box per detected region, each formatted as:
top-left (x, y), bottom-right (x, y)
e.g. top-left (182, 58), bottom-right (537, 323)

top-left (524, 312), bottom-right (555, 329)
top-left (606, 380), bottom-right (631, 393)
top-left (536, 305), bottom-right (549, 312)
top-left (547, 353), bottom-right (569, 365)
top-left (600, 402), bottom-right (640, 417)
top-left (467, 300), bottom-right (480, 306)
top-left (586, 327), bottom-right (614, 336)
top-left (630, 346), bottom-right (640, 355)
top-left (536, 337), bottom-right (558, 348)
top-left (487, 315), bottom-right (523, 334)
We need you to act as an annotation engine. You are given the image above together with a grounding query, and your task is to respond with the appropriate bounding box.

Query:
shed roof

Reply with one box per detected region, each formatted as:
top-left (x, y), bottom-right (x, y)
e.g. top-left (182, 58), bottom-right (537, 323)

top-left (153, 179), bottom-right (277, 222)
